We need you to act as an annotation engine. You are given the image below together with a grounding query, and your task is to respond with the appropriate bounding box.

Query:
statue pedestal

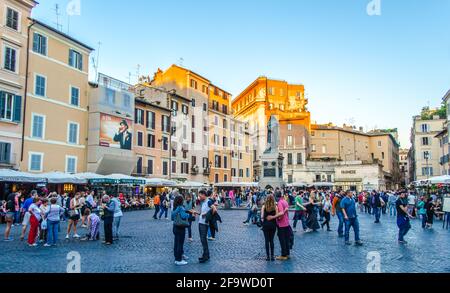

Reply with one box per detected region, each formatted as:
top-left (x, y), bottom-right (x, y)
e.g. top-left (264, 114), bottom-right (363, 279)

top-left (259, 152), bottom-right (285, 190)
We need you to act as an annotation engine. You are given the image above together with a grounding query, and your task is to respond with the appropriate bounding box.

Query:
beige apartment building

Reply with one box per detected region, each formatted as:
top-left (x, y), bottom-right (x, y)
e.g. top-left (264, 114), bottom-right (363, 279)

top-left (21, 19), bottom-right (93, 174)
top-left (399, 148), bottom-right (410, 186)
top-left (0, 0), bottom-right (36, 169)
top-left (132, 85), bottom-right (171, 179)
top-left (410, 112), bottom-right (445, 181)
top-left (232, 77), bottom-right (311, 181)
top-left (149, 65), bottom-right (209, 183)
top-left (309, 124), bottom-right (400, 188)
top-left (230, 117), bottom-right (253, 183)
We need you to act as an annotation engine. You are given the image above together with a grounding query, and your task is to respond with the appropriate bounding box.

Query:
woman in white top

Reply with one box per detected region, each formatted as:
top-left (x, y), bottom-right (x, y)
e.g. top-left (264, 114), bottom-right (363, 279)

top-left (321, 193), bottom-right (332, 231)
top-left (27, 197), bottom-right (42, 247)
top-left (66, 193), bottom-right (82, 239)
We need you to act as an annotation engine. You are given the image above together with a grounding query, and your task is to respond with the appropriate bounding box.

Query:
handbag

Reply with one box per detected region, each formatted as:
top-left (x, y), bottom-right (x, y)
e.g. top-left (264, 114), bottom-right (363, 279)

top-left (174, 212), bottom-right (189, 227)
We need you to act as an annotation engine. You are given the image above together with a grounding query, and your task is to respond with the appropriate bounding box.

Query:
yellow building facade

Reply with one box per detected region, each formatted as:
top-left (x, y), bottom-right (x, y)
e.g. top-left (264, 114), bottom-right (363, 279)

top-left (232, 76), bottom-right (310, 181)
top-left (20, 19), bottom-right (93, 173)
top-left (0, 0), bottom-right (36, 169)
top-left (149, 65), bottom-right (253, 184)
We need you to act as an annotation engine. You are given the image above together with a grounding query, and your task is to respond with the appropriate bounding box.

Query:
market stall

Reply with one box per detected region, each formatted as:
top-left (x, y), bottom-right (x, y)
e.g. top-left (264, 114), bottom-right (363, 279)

top-left (0, 169), bottom-right (47, 200)
top-left (145, 178), bottom-right (177, 195)
top-left (36, 172), bottom-right (87, 194)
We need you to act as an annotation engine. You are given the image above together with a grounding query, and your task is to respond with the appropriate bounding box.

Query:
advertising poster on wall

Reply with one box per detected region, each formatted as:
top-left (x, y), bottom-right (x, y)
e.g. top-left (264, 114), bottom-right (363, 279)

top-left (99, 113), bottom-right (133, 150)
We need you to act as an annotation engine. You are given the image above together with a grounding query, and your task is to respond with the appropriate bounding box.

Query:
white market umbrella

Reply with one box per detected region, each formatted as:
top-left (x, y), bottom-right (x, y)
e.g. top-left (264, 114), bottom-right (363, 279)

top-left (427, 175), bottom-right (450, 185)
top-left (0, 169), bottom-right (47, 183)
top-left (177, 181), bottom-right (209, 189)
top-left (145, 178), bottom-right (177, 187)
top-left (37, 172), bottom-right (87, 184)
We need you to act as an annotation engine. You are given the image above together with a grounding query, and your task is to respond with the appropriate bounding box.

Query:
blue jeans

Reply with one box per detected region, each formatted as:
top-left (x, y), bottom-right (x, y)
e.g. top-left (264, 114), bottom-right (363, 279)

top-left (158, 206), bottom-right (168, 219)
top-left (389, 204), bottom-right (396, 216)
top-left (337, 212), bottom-right (344, 236)
top-left (245, 209), bottom-right (253, 223)
top-left (398, 218), bottom-right (411, 241)
top-left (373, 207), bottom-right (381, 222)
top-left (421, 214), bottom-right (427, 228)
top-left (46, 220), bottom-right (59, 245)
top-left (344, 217), bottom-right (360, 242)
top-left (293, 212), bottom-right (307, 231)
top-left (173, 225), bottom-right (186, 262)
top-left (113, 216), bottom-right (122, 238)
top-left (14, 211), bottom-right (20, 224)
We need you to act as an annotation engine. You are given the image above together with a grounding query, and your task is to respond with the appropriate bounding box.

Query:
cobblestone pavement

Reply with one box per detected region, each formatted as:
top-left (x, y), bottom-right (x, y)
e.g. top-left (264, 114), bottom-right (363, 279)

top-left (1, 209), bottom-right (449, 273)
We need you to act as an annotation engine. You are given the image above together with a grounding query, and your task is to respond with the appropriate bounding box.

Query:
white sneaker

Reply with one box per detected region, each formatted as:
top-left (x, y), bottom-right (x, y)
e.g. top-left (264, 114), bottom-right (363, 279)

top-left (65, 234), bottom-right (70, 240)
top-left (44, 244), bottom-right (51, 247)
top-left (28, 243), bottom-right (38, 247)
top-left (81, 225), bottom-right (87, 228)
top-left (73, 234), bottom-right (80, 238)
top-left (175, 260), bottom-right (188, 266)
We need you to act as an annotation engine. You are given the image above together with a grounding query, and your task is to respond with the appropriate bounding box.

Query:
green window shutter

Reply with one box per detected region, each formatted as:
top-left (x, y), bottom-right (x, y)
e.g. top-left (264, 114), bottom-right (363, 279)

top-left (13, 95), bottom-right (22, 122)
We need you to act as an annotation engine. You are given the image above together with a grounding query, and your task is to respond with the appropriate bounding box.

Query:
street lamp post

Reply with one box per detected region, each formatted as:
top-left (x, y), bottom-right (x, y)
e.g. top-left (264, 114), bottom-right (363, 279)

top-left (424, 151), bottom-right (430, 197)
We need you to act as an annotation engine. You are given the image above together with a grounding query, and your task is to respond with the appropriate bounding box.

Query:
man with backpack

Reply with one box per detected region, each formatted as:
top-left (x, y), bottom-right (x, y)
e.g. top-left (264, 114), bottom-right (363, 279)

top-left (332, 191), bottom-right (345, 238)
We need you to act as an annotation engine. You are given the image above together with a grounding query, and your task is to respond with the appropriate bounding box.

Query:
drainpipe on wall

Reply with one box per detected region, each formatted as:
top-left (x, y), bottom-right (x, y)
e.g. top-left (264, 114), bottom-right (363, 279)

top-left (20, 20), bottom-right (36, 163)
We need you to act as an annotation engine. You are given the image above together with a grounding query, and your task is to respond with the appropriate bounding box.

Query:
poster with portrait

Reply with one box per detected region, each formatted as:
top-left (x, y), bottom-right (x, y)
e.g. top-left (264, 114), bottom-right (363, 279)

top-left (99, 113), bottom-right (133, 150)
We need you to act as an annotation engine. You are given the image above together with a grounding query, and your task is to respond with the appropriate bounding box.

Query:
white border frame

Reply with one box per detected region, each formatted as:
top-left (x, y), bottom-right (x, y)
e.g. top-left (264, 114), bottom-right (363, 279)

top-left (69, 85), bottom-right (80, 107)
top-left (31, 113), bottom-right (46, 140)
top-left (65, 155), bottom-right (78, 174)
top-left (67, 121), bottom-right (80, 145)
top-left (32, 31), bottom-right (48, 56)
top-left (4, 5), bottom-right (22, 33)
top-left (34, 73), bottom-right (47, 97)
top-left (28, 151), bottom-right (44, 172)
top-left (2, 43), bottom-right (20, 74)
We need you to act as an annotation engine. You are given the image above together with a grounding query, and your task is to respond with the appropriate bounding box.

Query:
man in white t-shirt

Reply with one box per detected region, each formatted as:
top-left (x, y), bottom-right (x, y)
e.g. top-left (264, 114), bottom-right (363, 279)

top-left (407, 193), bottom-right (417, 215)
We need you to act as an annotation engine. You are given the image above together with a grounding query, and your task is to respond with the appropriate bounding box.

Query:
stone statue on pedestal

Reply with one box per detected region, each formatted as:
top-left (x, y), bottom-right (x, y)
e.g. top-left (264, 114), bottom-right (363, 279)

top-left (264, 116), bottom-right (279, 154)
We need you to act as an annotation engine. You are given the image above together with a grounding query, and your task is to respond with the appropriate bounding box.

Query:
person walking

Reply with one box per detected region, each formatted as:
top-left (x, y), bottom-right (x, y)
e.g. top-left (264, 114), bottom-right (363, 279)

top-left (3, 193), bottom-right (16, 241)
top-left (44, 197), bottom-right (65, 247)
top-left (304, 193), bottom-right (320, 232)
top-left (153, 193), bottom-right (161, 220)
top-left (332, 191), bottom-right (345, 238)
top-left (171, 195), bottom-right (192, 266)
top-left (195, 189), bottom-right (211, 263)
top-left (417, 196), bottom-right (427, 229)
top-left (158, 193), bottom-right (169, 220)
top-left (388, 192), bottom-right (397, 217)
top-left (272, 193), bottom-right (291, 261)
top-left (101, 195), bottom-right (116, 245)
top-left (27, 197), bottom-right (42, 247)
top-left (341, 191), bottom-right (363, 246)
top-left (396, 191), bottom-right (414, 244)
top-left (261, 194), bottom-right (277, 261)
top-left (66, 193), bottom-right (82, 240)
top-left (321, 193), bottom-right (332, 231)
top-left (425, 198), bottom-right (436, 229)
top-left (111, 194), bottom-right (123, 240)
top-left (293, 192), bottom-right (307, 232)
top-left (372, 191), bottom-right (382, 223)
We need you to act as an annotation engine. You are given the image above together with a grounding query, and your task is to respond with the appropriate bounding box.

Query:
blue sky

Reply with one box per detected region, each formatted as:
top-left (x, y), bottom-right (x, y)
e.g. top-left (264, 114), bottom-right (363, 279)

top-left (32, 0), bottom-right (450, 147)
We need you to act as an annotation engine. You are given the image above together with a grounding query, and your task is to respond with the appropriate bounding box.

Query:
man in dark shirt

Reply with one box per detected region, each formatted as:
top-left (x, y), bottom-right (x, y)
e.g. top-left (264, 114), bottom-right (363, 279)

top-left (396, 191), bottom-right (414, 244)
